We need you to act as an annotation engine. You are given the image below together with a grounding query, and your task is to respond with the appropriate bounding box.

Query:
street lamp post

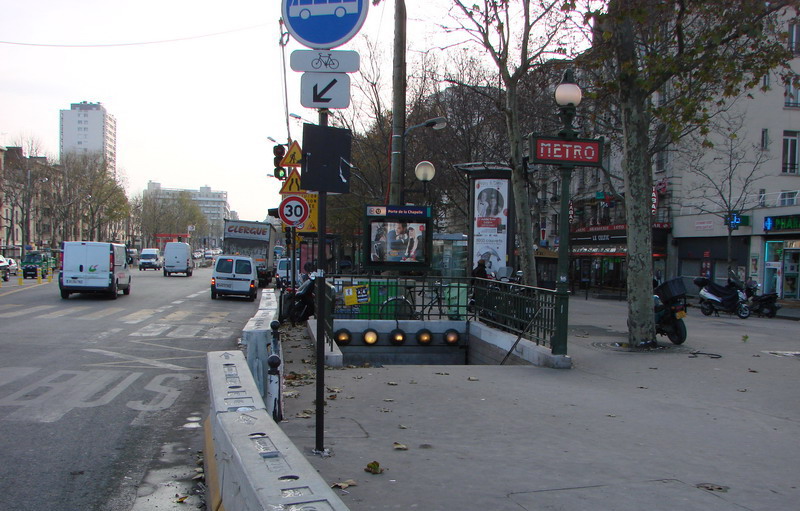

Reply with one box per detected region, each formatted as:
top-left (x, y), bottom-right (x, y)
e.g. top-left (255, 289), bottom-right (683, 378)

top-left (389, 116), bottom-right (447, 204)
top-left (552, 70), bottom-right (582, 356)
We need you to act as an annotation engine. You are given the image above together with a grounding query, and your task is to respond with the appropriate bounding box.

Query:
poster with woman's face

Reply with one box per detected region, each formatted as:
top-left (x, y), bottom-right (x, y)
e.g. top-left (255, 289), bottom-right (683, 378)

top-left (473, 179), bottom-right (509, 271)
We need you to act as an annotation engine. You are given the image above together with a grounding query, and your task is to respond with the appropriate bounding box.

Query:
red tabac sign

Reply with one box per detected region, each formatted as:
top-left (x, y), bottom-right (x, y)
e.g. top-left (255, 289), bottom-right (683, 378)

top-left (530, 136), bottom-right (604, 167)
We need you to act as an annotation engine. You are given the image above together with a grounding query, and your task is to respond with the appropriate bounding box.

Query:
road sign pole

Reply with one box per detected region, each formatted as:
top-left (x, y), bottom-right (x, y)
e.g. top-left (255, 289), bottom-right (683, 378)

top-left (315, 108), bottom-right (330, 454)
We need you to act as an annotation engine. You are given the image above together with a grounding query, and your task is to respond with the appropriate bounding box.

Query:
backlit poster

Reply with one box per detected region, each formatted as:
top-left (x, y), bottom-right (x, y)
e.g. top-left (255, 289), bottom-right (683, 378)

top-left (473, 178), bottom-right (509, 272)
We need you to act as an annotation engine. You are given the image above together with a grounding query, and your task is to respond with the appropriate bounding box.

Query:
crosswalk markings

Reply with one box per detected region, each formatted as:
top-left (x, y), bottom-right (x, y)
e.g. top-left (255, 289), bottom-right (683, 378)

top-left (129, 323), bottom-right (173, 337)
top-left (120, 309), bottom-right (158, 324)
top-left (0, 305), bottom-right (57, 318)
top-left (163, 310), bottom-right (192, 322)
top-left (78, 307), bottom-right (126, 320)
top-left (41, 306), bottom-right (90, 318)
top-left (166, 325), bottom-right (205, 338)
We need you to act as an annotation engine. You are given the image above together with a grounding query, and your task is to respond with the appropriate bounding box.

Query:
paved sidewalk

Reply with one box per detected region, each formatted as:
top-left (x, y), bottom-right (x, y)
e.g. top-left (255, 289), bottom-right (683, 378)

top-left (278, 297), bottom-right (799, 510)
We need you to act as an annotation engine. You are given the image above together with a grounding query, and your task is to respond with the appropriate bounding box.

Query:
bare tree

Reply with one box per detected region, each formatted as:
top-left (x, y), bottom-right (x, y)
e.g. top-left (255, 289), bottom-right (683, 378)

top-left (586, 0), bottom-right (798, 346)
top-left (445, 0), bottom-right (579, 285)
top-left (678, 110), bottom-right (770, 268)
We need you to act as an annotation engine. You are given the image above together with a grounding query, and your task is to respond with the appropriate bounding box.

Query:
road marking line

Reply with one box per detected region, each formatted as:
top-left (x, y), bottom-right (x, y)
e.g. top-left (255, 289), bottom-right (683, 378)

top-left (41, 306), bottom-right (90, 318)
top-left (129, 323), bottom-right (173, 337)
top-left (120, 309), bottom-right (158, 324)
top-left (79, 307), bottom-right (126, 320)
top-left (166, 325), bottom-right (205, 338)
top-left (163, 310), bottom-right (192, 322)
top-left (0, 305), bottom-right (57, 318)
top-left (83, 349), bottom-right (190, 370)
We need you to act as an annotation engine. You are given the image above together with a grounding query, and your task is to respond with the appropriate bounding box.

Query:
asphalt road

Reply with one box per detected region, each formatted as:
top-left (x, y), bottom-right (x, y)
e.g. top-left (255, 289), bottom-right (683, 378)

top-left (0, 267), bottom-right (258, 511)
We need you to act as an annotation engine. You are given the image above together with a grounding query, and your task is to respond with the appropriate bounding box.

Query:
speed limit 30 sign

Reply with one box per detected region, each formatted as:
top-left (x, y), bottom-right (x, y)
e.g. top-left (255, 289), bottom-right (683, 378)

top-left (279, 195), bottom-right (310, 227)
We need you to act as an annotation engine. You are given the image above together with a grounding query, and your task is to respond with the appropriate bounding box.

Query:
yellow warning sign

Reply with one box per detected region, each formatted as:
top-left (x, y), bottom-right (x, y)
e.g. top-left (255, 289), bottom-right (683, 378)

top-left (280, 169), bottom-right (318, 233)
top-left (280, 141), bottom-right (302, 167)
top-left (279, 169), bottom-right (303, 194)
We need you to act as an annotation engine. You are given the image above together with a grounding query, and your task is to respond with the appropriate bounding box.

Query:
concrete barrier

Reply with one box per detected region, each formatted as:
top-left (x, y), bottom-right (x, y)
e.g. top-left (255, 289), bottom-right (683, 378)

top-left (206, 349), bottom-right (349, 511)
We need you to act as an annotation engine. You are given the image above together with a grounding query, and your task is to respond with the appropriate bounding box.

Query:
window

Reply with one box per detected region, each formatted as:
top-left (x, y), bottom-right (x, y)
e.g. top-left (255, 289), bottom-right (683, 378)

top-left (761, 129), bottom-right (769, 151)
top-left (779, 191), bottom-right (798, 206)
top-left (655, 150), bottom-right (668, 173)
top-left (783, 131), bottom-right (799, 174)
top-left (758, 189), bottom-right (766, 207)
top-left (763, 73), bottom-right (770, 88)
top-left (790, 23), bottom-right (800, 55)
top-left (785, 77), bottom-right (800, 107)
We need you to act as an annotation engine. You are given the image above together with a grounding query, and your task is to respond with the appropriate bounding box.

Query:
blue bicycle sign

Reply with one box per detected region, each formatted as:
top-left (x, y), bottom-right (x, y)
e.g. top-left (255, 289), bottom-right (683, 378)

top-left (282, 0), bottom-right (369, 49)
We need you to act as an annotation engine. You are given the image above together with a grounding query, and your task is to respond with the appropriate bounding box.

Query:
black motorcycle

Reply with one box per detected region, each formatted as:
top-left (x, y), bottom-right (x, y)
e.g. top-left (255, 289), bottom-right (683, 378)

top-left (654, 278), bottom-right (688, 344)
top-left (289, 273), bottom-right (316, 325)
top-left (745, 280), bottom-right (781, 318)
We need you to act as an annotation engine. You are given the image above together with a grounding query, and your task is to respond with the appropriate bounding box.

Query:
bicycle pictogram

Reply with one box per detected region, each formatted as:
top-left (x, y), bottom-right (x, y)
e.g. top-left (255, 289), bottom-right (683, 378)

top-left (311, 53), bottom-right (340, 70)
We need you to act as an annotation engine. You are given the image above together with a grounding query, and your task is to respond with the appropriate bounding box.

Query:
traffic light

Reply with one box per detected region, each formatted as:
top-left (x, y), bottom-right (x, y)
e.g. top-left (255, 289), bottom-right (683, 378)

top-left (273, 144), bottom-right (287, 180)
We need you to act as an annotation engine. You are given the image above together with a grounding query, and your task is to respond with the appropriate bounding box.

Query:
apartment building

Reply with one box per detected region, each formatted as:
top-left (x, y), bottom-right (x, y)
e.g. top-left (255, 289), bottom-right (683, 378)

top-left (59, 101), bottom-right (117, 175)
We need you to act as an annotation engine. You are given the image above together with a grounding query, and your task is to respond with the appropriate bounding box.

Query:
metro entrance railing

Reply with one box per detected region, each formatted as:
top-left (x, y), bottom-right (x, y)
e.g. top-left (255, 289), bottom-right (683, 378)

top-left (321, 274), bottom-right (557, 350)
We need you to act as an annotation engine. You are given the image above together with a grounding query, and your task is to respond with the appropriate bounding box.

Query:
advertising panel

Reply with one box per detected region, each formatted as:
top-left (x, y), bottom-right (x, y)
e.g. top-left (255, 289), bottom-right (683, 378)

top-left (472, 179), bottom-right (509, 271)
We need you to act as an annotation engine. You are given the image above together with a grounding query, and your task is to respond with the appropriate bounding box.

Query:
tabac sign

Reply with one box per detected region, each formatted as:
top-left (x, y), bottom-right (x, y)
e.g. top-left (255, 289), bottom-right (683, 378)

top-left (530, 136), bottom-right (604, 167)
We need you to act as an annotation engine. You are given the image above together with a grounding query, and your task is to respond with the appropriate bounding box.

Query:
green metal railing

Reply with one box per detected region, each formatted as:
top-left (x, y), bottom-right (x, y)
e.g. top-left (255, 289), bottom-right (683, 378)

top-left (322, 275), bottom-right (557, 349)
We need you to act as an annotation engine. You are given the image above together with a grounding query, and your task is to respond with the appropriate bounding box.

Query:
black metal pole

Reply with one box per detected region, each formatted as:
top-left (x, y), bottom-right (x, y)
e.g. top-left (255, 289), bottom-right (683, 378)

top-left (314, 109), bottom-right (329, 453)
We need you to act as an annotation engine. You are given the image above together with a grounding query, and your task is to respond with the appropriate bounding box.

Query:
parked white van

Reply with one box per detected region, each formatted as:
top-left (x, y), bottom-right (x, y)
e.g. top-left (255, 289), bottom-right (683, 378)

top-left (59, 241), bottom-right (132, 299)
top-left (211, 255), bottom-right (257, 301)
top-left (163, 242), bottom-right (193, 277)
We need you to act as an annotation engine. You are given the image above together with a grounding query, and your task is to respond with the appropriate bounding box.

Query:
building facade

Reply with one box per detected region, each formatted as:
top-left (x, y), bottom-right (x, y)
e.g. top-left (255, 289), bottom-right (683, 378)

top-left (59, 101), bottom-right (117, 175)
top-left (144, 182), bottom-right (234, 247)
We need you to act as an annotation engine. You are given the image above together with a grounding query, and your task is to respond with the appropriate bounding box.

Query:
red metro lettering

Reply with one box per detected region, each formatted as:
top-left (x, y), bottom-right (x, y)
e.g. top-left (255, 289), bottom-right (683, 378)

top-left (536, 140), bottom-right (599, 163)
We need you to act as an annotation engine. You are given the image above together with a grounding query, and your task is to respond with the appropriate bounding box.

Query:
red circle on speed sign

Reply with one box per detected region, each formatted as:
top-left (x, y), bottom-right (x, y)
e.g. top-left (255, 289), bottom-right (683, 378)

top-left (279, 195), bottom-right (310, 227)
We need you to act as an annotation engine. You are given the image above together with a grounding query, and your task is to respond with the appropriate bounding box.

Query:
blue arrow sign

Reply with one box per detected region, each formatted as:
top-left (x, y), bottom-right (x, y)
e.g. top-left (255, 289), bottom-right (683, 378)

top-left (281, 0), bottom-right (369, 50)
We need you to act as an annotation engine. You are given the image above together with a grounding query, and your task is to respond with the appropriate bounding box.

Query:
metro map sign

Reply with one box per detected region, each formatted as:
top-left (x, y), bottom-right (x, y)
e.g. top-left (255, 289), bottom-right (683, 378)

top-left (281, 0), bottom-right (369, 49)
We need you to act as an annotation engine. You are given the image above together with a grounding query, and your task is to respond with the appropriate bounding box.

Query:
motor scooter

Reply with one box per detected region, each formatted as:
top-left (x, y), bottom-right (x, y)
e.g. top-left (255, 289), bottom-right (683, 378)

top-left (289, 272), bottom-right (316, 325)
top-left (654, 278), bottom-right (688, 344)
top-left (745, 280), bottom-right (781, 318)
top-left (693, 273), bottom-right (750, 319)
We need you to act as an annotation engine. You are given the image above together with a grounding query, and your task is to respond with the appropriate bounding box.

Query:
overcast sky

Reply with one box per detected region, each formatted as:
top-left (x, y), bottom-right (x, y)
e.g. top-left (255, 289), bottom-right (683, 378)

top-left (1, 0), bottom-right (456, 221)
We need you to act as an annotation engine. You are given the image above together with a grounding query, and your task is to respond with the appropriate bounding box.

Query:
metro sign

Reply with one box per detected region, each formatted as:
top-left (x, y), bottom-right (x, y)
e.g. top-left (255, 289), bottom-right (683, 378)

top-left (530, 136), bottom-right (604, 167)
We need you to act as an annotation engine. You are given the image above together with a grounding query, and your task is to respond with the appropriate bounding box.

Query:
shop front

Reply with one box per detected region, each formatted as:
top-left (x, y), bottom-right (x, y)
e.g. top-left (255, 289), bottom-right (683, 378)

top-left (569, 223), bottom-right (670, 291)
top-left (762, 214), bottom-right (800, 299)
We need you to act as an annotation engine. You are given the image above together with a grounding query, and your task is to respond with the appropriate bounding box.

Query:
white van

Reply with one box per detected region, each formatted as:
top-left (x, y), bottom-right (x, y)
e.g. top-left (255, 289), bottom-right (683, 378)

top-left (211, 255), bottom-right (257, 301)
top-left (59, 241), bottom-right (132, 299)
top-left (163, 242), bottom-right (193, 277)
top-left (139, 248), bottom-right (162, 270)
top-left (275, 258), bottom-right (302, 285)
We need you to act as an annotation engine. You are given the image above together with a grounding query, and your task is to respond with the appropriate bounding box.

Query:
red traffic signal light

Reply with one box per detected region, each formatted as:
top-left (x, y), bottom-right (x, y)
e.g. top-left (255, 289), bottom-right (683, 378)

top-left (273, 144), bottom-right (286, 158)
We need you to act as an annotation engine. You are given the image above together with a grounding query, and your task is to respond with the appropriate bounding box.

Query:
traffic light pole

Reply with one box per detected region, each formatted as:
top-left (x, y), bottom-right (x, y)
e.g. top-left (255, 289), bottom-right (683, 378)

top-left (314, 108), bottom-right (329, 454)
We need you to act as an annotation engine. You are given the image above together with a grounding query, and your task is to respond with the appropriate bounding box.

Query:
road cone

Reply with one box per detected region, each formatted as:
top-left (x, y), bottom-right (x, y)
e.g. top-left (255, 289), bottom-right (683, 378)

top-left (37, 267), bottom-right (42, 284)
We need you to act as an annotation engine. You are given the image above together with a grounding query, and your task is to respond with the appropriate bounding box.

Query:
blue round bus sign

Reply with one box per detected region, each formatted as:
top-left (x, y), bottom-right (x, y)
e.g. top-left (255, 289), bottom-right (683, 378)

top-left (281, 0), bottom-right (369, 49)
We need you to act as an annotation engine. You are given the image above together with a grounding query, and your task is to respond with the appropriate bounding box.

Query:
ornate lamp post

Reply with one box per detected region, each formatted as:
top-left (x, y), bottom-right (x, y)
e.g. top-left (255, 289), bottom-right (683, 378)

top-left (552, 69), bottom-right (582, 355)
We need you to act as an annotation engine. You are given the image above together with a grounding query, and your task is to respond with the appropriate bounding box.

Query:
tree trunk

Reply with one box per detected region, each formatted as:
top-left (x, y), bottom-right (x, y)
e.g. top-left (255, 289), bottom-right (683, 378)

top-left (613, 12), bottom-right (656, 347)
top-left (505, 85), bottom-right (537, 286)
